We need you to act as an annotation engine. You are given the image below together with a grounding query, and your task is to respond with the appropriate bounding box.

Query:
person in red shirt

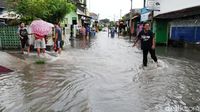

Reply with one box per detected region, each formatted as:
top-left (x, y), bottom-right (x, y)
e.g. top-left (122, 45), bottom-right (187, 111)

top-left (34, 34), bottom-right (46, 57)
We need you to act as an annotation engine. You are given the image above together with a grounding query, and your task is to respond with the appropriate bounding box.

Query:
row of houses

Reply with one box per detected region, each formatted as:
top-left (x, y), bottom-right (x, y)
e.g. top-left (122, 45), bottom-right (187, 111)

top-left (0, 0), bottom-right (20, 25)
top-left (0, 0), bottom-right (99, 27)
top-left (0, 0), bottom-right (99, 49)
top-left (123, 0), bottom-right (200, 46)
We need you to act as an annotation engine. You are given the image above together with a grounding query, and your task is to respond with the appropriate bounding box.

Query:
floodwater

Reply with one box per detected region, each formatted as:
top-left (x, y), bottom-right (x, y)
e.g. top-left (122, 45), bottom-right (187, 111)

top-left (0, 32), bottom-right (200, 112)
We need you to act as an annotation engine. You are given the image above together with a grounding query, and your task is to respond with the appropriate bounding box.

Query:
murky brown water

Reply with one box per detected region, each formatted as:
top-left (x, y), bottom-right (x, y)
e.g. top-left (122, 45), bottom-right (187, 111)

top-left (0, 32), bottom-right (200, 112)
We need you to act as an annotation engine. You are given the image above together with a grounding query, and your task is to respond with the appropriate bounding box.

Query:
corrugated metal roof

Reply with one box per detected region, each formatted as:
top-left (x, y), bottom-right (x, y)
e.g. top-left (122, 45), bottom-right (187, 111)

top-left (155, 5), bottom-right (200, 19)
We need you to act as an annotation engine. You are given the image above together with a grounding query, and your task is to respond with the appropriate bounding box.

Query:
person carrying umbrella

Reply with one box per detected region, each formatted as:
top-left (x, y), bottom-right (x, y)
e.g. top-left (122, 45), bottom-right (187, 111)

top-left (30, 19), bottom-right (54, 57)
top-left (34, 34), bottom-right (46, 57)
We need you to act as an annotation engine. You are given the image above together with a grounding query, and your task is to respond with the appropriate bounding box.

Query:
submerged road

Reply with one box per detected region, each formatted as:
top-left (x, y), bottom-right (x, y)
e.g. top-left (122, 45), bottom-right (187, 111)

top-left (0, 32), bottom-right (200, 112)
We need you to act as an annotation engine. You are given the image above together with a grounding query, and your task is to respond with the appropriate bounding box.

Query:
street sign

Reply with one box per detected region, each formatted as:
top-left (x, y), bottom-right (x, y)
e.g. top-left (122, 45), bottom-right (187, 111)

top-left (146, 0), bottom-right (160, 11)
top-left (141, 12), bottom-right (151, 22)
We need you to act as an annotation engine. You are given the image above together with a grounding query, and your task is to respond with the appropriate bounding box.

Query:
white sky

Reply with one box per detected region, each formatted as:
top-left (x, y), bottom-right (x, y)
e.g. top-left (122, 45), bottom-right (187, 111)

top-left (88, 0), bottom-right (144, 20)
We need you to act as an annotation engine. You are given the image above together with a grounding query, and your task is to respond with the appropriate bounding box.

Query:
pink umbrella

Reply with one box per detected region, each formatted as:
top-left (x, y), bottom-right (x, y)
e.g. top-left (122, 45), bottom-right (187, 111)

top-left (30, 19), bottom-right (54, 37)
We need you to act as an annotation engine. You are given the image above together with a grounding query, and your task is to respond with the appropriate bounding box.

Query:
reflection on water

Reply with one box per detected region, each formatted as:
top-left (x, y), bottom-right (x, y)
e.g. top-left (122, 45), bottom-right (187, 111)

top-left (0, 32), bottom-right (200, 112)
top-left (156, 46), bottom-right (200, 62)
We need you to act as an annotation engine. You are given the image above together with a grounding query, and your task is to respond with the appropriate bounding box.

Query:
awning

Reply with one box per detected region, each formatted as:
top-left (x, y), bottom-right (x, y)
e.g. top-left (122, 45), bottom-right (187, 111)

top-left (81, 15), bottom-right (92, 19)
top-left (77, 9), bottom-right (85, 15)
top-left (77, 9), bottom-right (92, 19)
top-left (132, 15), bottom-right (139, 20)
top-left (155, 5), bottom-right (200, 19)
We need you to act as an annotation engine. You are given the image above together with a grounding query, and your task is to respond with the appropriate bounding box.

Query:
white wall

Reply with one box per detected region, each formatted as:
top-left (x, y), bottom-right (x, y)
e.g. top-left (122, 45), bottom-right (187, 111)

top-left (154, 0), bottom-right (200, 16)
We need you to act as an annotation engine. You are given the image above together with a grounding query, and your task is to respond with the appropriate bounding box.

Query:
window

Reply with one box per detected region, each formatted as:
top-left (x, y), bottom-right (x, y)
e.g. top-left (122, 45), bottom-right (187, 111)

top-left (72, 17), bottom-right (77, 21)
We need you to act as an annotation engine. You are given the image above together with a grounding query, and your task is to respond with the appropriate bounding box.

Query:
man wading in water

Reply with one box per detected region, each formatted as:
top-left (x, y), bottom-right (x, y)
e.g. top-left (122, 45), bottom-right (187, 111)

top-left (133, 22), bottom-right (158, 67)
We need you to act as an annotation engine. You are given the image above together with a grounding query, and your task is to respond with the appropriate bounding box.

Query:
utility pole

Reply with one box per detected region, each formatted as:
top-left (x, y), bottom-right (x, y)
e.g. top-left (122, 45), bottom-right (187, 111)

top-left (129, 0), bottom-right (133, 41)
top-left (144, 0), bottom-right (146, 8)
top-left (84, 0), bottom-right (87, 15)
top-left (88, 0), bottom-right (91, 12)
top-left (114, 14), bottom-right (116, 22)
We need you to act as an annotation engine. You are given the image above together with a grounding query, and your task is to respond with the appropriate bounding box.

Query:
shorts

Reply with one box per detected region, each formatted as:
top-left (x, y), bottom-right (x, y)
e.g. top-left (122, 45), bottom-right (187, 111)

top-left (56, 40), bottom-right (62, 48)
top-left (20, 38), bottom-right (29, 49)
top-left (34, 38), bottom-right (46, 49)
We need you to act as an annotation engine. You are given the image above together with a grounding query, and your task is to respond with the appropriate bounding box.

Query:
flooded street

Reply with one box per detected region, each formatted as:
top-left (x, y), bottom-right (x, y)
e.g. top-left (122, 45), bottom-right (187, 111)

top-left (1, 32), bottom-right (200, 112)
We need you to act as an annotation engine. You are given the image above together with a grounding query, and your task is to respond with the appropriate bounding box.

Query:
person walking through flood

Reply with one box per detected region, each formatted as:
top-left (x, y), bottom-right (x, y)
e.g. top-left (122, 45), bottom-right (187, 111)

top-left (110, 27), bottom-right (115, 38)
top-left (34, 34), bottom-right (46, 57)
top-left (80, 25), bottom-right (87, 48)
top-left (133, 22), bottom-right (158, 67)
top-left (17, 22), bottom-right (30, 54)
top-left (80, 25), bottom-right (87, 41)
top-left (54, 22), bottom-right (62, 55)
top-left (86, 25), bottom-right (90, 40)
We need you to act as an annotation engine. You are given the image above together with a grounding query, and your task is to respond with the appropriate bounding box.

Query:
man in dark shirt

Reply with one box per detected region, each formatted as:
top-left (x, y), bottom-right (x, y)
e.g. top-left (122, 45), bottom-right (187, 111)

top-left (133, 23), bottom-right (158, 67)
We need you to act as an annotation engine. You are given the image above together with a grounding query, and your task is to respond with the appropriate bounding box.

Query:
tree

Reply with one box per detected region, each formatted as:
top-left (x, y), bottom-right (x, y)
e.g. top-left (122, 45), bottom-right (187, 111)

top-left (110, 21), bottom-right (115, 27)
top-left (45, 0), bottom-right (75, 23)
top-left (7, 0), bottom-right (75, 23)
top-left (100, 18), bottom-right (110, 24)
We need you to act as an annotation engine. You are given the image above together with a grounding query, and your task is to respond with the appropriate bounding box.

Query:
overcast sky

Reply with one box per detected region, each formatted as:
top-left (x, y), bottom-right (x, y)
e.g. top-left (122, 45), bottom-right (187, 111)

top-left (88, 0), bottom-right (144, 20)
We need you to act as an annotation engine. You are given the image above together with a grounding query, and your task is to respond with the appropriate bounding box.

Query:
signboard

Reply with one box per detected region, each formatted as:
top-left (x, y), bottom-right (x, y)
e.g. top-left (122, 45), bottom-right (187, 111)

top-left (141, 12), bottom-right (151, 22)
top-left (146, 0), bottom-right (160, 11)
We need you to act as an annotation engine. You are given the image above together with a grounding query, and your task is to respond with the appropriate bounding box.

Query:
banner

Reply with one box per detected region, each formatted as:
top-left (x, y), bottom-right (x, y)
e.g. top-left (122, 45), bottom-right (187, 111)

top-left (141, 12), bottom-right (151, 22)
top-left (146, 0), bottom-right (160, 11)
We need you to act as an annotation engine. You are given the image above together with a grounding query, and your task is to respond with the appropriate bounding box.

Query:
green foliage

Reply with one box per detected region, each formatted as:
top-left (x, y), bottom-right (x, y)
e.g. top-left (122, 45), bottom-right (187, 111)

top-left (35, 60), bottom-right (46, 64)
top-left (100, 18), bottom-right (110, 24)
top-left (46, 0), bottom-right (75, 23)
top-left (109, 21), bottom-right (115, 27)
top-left (7, 0), bottom-right (75, 23)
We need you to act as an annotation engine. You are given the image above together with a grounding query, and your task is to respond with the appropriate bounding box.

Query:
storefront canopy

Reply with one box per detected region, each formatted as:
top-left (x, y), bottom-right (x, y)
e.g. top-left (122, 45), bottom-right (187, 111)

top-left (155, 5), bottom-right (200, 19)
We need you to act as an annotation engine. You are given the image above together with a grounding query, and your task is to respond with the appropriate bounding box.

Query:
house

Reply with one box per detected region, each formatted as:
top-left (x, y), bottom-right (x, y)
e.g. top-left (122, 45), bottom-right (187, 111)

top-left (151, 0), bottom-right (200, 45)
top-left (122, 9), bottom-right (141, 36)
top-left (64, 0), bottom-right (91, 38)
top-left (65, 0), bottom-right (90, 26)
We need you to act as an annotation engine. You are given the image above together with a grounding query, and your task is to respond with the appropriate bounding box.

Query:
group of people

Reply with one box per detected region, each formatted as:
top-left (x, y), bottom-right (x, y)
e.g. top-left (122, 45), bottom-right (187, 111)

top-left (17, 22), bottom-right (62, 57)
top-left (79, 24), bottom-right (92, 41)
top-left (78, 22), bottom-right (159, 67)
top-left (18, 21), bottom-right (158, 67)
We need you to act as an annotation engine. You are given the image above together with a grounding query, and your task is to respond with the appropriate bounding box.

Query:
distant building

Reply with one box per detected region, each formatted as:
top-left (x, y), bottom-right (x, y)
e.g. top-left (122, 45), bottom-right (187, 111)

top-left (64, 0), bottom-right (91, 38)
top-left (122, 9), bottom-right (141, 36)
top-left (99, 19), bottom-right (110, 27)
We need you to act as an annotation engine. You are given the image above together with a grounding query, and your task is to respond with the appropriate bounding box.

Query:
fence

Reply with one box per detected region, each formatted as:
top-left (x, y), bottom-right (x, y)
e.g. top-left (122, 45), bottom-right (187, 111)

top-left (0, 26), bottom-right (71, 50)
top-left (0, 26), bottom-right (21, 49)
